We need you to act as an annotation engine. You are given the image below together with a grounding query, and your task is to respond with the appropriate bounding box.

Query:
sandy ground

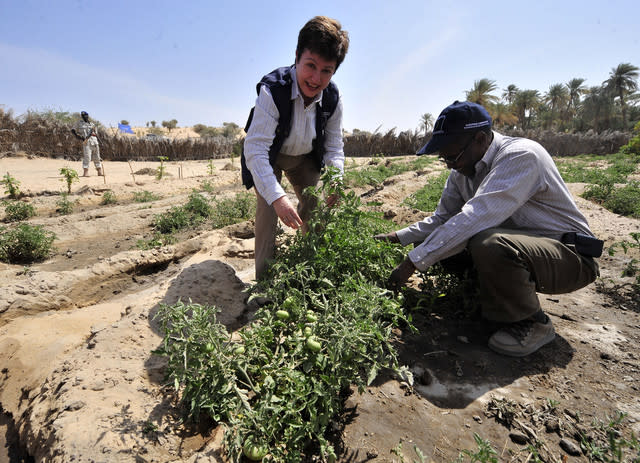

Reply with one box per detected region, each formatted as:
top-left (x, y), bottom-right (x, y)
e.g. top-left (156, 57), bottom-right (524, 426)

top-left (0, 155), bottom-right (639, 462)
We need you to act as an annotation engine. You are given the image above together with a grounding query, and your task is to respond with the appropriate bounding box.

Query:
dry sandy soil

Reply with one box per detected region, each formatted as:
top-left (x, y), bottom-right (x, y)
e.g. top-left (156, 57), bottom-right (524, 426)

top-left (0, 153), bottom-right (639, 463)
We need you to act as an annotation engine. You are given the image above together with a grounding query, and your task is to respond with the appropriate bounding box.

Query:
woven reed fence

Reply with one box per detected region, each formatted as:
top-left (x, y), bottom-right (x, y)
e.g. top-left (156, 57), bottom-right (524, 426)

top-left (0, 110), bottom-right (631, 160)
top-left (0, 112), bottom-right (235, 161)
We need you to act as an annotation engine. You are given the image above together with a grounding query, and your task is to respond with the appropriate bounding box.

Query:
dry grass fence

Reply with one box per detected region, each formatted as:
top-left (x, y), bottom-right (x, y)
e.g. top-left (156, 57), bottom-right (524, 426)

top-left (1, 110), bottom-right (631, 160)
top-left (0, 110), bottom-right (235, 161)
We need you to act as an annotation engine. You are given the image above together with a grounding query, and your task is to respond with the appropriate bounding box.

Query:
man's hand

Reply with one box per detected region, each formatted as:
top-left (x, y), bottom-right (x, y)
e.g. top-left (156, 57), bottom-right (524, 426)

top-left (373, 232), bottom-right (400, 243)
top-left (325, 193), bottom-right (339, 208)
top-left (272, 196), bottom-right (303, 229)
top-left (388, 257), bottom-right (416, 291)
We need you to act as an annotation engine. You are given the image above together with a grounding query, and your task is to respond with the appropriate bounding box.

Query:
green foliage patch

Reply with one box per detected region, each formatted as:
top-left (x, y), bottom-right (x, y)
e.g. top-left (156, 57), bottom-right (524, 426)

top-left (344, 156), bottom-right (435, 188)
top-left (133, 190), bottom-right (161, 202)
top-left (0, 223), bottom-right (56, 264)
top-left (1, 173), bottom-right (22, 199)
top-left (3, 200), bottom-right (36, 222)
top-left (209, 192), bottom-right (255, 229)
top-left (403, 170), bottom-right (450, 212)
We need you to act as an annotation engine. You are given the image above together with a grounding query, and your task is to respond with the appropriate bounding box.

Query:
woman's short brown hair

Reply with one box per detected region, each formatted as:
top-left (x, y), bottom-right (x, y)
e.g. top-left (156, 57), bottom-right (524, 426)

top-left (296, 16), bottom-right (349, 70)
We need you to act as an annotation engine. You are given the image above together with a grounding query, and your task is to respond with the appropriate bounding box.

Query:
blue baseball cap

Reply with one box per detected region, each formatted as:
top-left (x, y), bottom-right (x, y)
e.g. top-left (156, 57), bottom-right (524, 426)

top-left (417, 101), bottom-right (492, 155)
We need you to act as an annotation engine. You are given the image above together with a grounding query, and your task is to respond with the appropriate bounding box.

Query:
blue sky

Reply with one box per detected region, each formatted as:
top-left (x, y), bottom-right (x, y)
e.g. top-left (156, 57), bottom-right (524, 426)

top-left (1, 0), bottom-right (638, 133)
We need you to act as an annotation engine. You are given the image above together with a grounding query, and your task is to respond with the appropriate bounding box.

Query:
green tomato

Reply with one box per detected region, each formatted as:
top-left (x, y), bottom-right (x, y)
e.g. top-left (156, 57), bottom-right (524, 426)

top-left (305, 311), bottom-right (318, 323)
top-left (233, 345), bottom-right (245, 355)
top-left (282, 296), bottom-right (296, 311)
top-left (275, 310), bottom-right (290, 321)
top-left (304, 326), bottom-right (313, 337)
top-left (243, 442), bottom-right (268, 461)
top-left (306, 337), bottom-right (322, 353)
top-left (204, 342), bottom-right (215, 353)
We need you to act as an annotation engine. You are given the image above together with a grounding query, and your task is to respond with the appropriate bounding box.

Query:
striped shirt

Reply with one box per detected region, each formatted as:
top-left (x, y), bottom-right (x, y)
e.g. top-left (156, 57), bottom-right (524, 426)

top-left (243, 66), bottom-right (344, 206)
top-left (396, 131), bottom-right (594, 271)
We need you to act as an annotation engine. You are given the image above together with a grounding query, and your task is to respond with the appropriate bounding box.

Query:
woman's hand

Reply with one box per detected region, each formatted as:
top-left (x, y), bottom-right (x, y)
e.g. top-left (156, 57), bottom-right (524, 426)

top-left (272, 196), bottom-right (303, 229)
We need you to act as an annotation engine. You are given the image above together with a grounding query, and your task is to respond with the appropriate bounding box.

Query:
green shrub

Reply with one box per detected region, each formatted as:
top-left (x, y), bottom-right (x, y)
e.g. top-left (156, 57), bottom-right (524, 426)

top-left (1, 173), bottom-right (21, 199)
top-left (184, 191), bottom-right (212, 218)
top-left (100, 190), bottom-right (117, 205)
top-left (199, 180), bottom-right (215, 194)
top-left (602, 181), bottom-right (640, 218)
top-left (621, 121), bottom-right (640, 155)
top-left (156, 156), bottom-right (168, 180)
top-left (136, 233), bottom-right (177, 250)
top-left (59, 167), bottom-right (79, 194)
top-left (3, 201), bottom-right (36, 222)
top-left (133, 190), bottom-right (161, 202)
top-left (153, 206), bottom-right (191, 234)
top-left (210, 192), bottom-right (256, 228)
top-left (0, 223), bottom-right (56, 263)
top-left (56, 193), bottom-right (75, 215)
top-left (583, 179), bottom-right (640, 218)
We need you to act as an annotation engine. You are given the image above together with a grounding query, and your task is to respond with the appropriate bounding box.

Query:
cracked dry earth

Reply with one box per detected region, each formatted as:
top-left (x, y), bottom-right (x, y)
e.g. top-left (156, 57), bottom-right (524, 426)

top-left (0, 155), bottom-right (639, 462)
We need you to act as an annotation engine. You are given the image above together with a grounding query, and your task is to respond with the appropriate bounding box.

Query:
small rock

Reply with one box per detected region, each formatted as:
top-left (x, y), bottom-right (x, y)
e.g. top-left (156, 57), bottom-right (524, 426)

top-left (600, 352), bottom-right (613, 360)
top-left (457, 336), bottom-right (470, 344)
top-left (559, 438), bottom-right (582, 456)
top-left (91, 381), bottom-right (105, 391)
top-left (366, 450), bottom-right (379, 459)
top-left (509, 431), bottom-right (528, 445)
top-left (473, 415), bottom-right (482, 423)
top-left (545, 418), bottom-right (560, 433)
top-left (65, 401), bottom-right (86, 411)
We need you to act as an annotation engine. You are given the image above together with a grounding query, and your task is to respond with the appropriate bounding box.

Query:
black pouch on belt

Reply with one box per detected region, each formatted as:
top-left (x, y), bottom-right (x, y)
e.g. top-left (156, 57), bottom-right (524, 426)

top-left (561, 232), bottom-right (604, 258)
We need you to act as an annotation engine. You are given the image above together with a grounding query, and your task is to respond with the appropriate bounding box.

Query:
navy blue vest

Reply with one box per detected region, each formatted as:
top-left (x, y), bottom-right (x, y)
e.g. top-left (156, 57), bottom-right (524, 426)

top-left (241, 65), bottom-right (340, 189)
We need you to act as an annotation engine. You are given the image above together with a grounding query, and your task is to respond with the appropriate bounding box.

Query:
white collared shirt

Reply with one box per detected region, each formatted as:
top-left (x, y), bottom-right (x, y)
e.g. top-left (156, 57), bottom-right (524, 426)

top-left (396, 131), bottom-right (594, 271)
top-left (243, 66), bottom-right (344, 205)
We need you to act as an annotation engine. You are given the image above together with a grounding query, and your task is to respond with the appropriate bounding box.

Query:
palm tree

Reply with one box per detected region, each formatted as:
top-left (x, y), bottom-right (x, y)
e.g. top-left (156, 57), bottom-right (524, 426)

top-left (604, 62), bottom-right (639, 130)
top-left (582, 85), bottom-right (615, 132)
top-left (502, 84), bottom-right (519, 106)
top-left (513, 90), bottom-right (540, 129)
top-left (565, 78), bottom-right (586, 118)
top-left (545, 84), bottom-right (569, 128)
top-left (491, 103), bottom-right (518, 129)
top-left (420, 113), bottom-right (434, 134)
top-left (465, 78), bottom-right (499, 108)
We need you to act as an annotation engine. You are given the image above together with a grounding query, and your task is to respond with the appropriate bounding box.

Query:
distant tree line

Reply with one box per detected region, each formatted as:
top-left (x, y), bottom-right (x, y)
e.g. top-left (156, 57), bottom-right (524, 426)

top-left (462, 62), bottom-right (639, 133)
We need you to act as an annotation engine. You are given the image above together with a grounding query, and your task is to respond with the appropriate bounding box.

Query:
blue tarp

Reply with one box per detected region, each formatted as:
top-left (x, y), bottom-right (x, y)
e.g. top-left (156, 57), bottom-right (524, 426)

top-left (118, 123), bottom-right (134, 134)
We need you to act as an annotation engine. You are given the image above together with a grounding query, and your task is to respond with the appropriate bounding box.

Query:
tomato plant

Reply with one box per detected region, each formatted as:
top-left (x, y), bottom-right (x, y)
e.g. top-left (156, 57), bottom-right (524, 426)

top-left (155, 169), bottom-right (414, 462)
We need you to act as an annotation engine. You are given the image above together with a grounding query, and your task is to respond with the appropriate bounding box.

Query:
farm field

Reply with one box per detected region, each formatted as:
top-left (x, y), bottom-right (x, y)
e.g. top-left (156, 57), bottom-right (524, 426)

top-left (0, 153), bottom-right (639, 462)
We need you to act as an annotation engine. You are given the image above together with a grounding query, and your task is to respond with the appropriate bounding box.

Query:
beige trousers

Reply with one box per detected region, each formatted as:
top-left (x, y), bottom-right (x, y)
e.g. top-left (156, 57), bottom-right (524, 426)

top-left (254, 154), bottom-right (320, 279)
top-left (82, 137), bottom-right (102, 169)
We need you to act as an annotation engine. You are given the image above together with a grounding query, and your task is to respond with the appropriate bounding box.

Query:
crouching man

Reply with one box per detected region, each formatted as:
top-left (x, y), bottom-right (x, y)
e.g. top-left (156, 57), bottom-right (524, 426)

top-left (375, 101), bottom-right (601, 357)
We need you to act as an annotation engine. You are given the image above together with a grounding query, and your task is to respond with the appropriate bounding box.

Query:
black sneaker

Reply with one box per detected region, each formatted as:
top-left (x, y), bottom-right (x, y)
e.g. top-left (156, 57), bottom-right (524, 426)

top-left (488, 318), bottom-right (555, 357)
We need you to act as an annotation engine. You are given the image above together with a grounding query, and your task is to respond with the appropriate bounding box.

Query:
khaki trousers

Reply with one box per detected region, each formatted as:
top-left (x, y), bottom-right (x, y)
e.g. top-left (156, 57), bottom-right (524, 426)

top-left (442, 228), bottom-right (599, 323)
top-left (254, 154), bottom-right (320, 279)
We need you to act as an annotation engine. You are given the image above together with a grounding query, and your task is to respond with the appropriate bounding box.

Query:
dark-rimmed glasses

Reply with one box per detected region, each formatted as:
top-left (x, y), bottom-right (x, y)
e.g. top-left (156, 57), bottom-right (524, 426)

top-left (438, 136), bottom-right (474, 167)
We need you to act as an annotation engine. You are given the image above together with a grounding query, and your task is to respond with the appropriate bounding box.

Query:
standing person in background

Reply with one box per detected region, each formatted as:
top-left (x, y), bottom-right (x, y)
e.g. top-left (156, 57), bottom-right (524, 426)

top-left (375, 101), bottom-right (602, 357)
top-left (241, 16), bottom-right (350, 279)
top-left (71, 111), bottom-right (103, 177)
